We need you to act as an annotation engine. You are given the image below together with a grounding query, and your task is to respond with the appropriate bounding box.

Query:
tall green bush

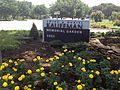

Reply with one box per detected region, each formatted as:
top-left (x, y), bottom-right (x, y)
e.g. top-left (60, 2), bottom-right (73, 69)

top-left (29, 23), bottom-right (39, 40)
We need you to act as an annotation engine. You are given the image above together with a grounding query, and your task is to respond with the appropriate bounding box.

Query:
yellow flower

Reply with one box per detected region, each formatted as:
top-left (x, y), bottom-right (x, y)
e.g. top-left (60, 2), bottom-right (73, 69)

top-left (11, 80), bottom-right (15, 84)
top-left (110, 70), bottom-right (114, 74)
top-left (87, 61), bottom-right (90, 63)
top-left (78, 57), bottom-right (82, 60)
top-left (27, 69), bottom-right (32, 74)
top-left (1, 65), bottom-right (5, 69)
top-left (3, 63), bottom-right (9, 67)
top-left (107, 57), bottom-right (110, 60)
top-left (46, 59), bottom-right (49, 62)
top-left (69, 51), bottom-right (71, 53)
top-left (61, 65), bottom-right (64, 67)
top-left (62, 53), bottom-right (64, 55)
top-left (14, 61), bottom-right (18, 66)
top-left (40, 72), bottom-right (45, 77)
top-left (77, 80), bottom-right (81, 83)
top-left (92, 88), bottom-right (97, 90)
top-left (19, 59), bottom-right (25, 62)
top-left (18, 77), bottom-right (23, 81)
top-left (8, 75), bottom-right (13, 80)
top-left (82, 61), bottom-right (86, 65)
top-left (33, 58), bottom-right (37, 62)
top-left (2, 75), bottom-right (8, 80)
top-left (72, 50), bottom-right (75, 52)
top-left (64, 49), bottom-right (68, 52)
top-left (14, 86), bottom-right (20, 90)
top-left (24, 86), bottom-right (28, 90)
top-left (40, 67), bottom-right (44, 71)
top-left (37, 56), bottom-right (41, 60)
top-left (91, 70), bottom-right (94, 73)
top-left (21, 74), bottom-right (25, 79)
top-left (12, 67), bottom-right (17, 72)
top-left (74, 56), bottom-right (77, 58)
top-left (82, 84), bottom-right (85, 86)
top-left (89, 74), bottom-right (94, 79)
top-left (96, 71), bottom-right (100, 75)
top-left (77, 84), bottom-right (83, 90)
top-left (59, 54), bottom-right (62, 56)
top-left (81, 67), bottom-right (86, 72)
top-left (69, 62), bottom-right (73, 67)
top-left (28, 84), bottom-right (32, 87)
top-left (55, 56), bottom-right (60, 60)
top-left (55, 73), bottom-right (57, 75)
top-left (56, 86), bottom-right (59, 89)
top-left (7, 73), bottom-right (10, 76)
top-left (90, 59), bottom-right (96, 63)
top-left (27, 88), bottom-right (32, 90)
top-left (119, 78), bottom-right (120, 81)
top-left (36, 69), bottom-right (40, 73)
top-left (58, 87), bottom-right (63, 90)
top-left (118, 70), bottom-right (120, 73)
top-left (9, 59), bottom-right (13, 63)
top-left (53, 81), bottom-right (58, 85)
top-left (114, 70), bottom-right (118, 74)
top-left (2, 82), bottom-right (8, 87)
top-left (49, 58), bottom-right (54, 62)
top-left (82, 59), bottom-right (85, 62)
top-left (0, 66), bottom-right (3, 70)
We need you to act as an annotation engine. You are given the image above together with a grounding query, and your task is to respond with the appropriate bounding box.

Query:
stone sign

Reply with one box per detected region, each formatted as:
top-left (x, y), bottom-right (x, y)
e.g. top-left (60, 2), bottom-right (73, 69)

top-left (43, 19), bottom-right (90, 43)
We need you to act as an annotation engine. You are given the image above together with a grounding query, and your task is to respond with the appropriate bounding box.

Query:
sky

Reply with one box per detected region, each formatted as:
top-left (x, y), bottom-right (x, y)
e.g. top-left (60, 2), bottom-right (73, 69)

top-left (17, 0), bottom-right (120, 7)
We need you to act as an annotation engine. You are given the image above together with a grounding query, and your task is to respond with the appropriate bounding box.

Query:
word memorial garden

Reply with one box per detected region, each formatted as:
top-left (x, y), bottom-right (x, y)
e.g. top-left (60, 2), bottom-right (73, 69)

top-left (43, 19), bottom-right (90, 43)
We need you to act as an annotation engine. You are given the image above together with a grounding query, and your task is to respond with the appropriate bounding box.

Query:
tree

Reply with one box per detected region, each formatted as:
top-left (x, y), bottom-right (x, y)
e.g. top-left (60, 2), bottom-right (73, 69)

top-left (17, 1), bottom-right (32, 20)
top-left (109, 11), bottom-right (120, 21)
top-left (31, 5), bottom-right (48, 19)
top-left (29, 23), bottom-right (39, 40)
top-left (49, 0), bottom-right (89, 18)
top-left (91, 11), bottom-right (104, 22)
top-left (0, 0), bottom-right (17, 20)
top-left (90, 3), bottom-right (120, 18)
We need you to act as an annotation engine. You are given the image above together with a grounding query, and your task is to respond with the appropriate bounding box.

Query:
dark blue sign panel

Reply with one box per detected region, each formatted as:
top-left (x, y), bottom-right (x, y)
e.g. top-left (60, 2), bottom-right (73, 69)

top-left (43, 19), bottom-right (90, 43)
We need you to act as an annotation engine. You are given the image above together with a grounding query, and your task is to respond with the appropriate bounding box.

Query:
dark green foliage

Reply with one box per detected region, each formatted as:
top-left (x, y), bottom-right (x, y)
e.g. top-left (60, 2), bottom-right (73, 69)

top-left (91, 11), bottom-right (104, 22)
top-left (49, 0), bottom-right (90, 18)
top-left (29, 23), bottom-right (39, 40)
top-left (78, 51), bottom-right (105, 62)
top-left (106, 30), bottom-right (120, 37)
top-left (114, 20), bottom-right (120, 27)
top-left (0, 30), bottom-right (29, 51)
top-left (63, 42), bottom-right (88, 52)
top-left (90, 3), bottom-right (120, 18)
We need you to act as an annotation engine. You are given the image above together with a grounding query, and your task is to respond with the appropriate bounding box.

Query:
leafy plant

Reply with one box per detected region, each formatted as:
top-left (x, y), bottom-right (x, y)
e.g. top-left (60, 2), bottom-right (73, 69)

top-left (29, 23), bottom-right (39, 40)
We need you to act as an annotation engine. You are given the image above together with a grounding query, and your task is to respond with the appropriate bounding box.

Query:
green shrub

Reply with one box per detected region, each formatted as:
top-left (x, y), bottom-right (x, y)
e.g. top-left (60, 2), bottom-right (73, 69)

top-left (29, 23), bottom-right (39, 40)
top-left (100, 24), bottom-right (108, 28)
top-left (106, 30), bottom-right (120, 37)
top-left (63, 42), bottom-right (88, 52)
top-left (0, 30), bottom-right (28, 51)
top-left (91, 24), bottom-right (101, 28)
top-left (114, 20), bottom-right (120, 27)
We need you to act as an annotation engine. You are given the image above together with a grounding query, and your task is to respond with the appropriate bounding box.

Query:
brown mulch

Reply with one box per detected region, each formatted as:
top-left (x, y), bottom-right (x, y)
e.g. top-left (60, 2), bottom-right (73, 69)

top-left (2, 40), bottom-right (57, 61)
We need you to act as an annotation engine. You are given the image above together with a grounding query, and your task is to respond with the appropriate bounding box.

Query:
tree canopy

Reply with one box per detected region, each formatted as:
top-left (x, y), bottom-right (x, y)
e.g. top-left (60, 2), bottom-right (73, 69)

top-left (0, 0), bottom-right (48, 20)
top-left (90, 3), bottom-right (120, 18)
top-left (0, 0), bottom-right (120, 20)
top-left (49, 0), bottom-right (90, 18)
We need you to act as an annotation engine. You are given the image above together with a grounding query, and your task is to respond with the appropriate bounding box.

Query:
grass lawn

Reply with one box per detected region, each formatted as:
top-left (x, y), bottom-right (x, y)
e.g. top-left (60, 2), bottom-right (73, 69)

top-left (90, 19), bottom-right (120, 29)
top-left (0, 30), bottom-right (29, 51)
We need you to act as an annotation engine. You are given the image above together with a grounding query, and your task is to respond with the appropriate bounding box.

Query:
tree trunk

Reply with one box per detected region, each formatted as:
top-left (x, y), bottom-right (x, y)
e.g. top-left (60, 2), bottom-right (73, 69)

top-left (0, 50), bottom-right (2, 65)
